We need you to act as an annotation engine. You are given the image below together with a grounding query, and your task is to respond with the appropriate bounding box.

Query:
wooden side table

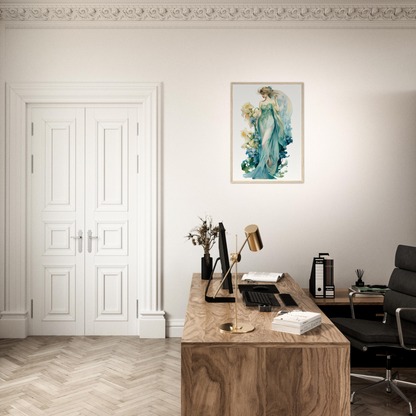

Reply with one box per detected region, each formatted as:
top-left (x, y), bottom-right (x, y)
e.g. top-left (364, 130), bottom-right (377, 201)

top-left (303, 288), bottom-right (384, 305)
top-left (303, 288), bottom-right (385, 322)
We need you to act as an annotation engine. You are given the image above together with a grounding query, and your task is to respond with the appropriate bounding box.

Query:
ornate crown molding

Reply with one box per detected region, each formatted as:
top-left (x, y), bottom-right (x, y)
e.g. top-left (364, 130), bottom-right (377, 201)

top-left (0, 4), bottom-right (415, 21)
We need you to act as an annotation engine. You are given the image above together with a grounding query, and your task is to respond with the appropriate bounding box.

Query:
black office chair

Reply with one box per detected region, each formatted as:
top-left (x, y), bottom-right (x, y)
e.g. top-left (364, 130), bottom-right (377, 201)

top-left (332, 245), bottom-right (416, 415)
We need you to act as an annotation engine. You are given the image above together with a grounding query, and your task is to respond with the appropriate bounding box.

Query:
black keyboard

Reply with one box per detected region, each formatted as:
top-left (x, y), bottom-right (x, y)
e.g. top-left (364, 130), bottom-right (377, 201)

top-left (244, 291), bottom-right (280, 307)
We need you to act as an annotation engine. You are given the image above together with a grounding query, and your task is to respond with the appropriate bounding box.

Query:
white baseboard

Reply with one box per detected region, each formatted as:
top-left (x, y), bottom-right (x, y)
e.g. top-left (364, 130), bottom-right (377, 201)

top-left (167, 319), bottom-right (184, 338)
top-left (139, 310), bottom-right (166, 338)
top-left (0, 310), bottom-right (184, 339)
top-left (0, 311), bottom-right (29, 338)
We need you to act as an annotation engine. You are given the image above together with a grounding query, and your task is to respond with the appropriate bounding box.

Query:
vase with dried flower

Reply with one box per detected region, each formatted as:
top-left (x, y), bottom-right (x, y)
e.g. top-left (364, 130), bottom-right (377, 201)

top-left (186, 216), bottom-right (219, 280)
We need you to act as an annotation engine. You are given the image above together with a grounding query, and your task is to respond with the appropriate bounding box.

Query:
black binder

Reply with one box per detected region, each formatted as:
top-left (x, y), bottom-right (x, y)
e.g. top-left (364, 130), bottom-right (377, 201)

top-left (309, 253), bottom-right (335, 299)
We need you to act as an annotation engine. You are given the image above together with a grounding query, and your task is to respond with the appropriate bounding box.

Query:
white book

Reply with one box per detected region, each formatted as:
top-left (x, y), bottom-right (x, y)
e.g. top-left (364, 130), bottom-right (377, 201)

top-left (273, 316), bottom-right (321, 330)
top-left (242, 271), bottom-right (284, 283)
top-left (272, 319), bottom-right (321, 335)
top-left (272, 311), bottom-right (321, 328)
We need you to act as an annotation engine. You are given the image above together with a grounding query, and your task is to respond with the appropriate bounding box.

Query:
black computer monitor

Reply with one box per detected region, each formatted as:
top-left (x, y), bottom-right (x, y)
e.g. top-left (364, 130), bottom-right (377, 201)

top-left (204, 222), bottom-right (234, 302)
top-left (218, 222), bottom-right (233, 293)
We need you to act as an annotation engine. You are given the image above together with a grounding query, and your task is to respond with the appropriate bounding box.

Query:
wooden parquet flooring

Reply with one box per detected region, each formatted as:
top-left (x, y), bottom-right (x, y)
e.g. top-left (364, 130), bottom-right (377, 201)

top-left (1, 336), bottom-right (415, 415)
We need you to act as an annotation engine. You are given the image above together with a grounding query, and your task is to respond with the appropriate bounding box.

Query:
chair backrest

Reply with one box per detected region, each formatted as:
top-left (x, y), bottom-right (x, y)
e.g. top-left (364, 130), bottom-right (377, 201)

top-left (383, 245), bottom-right (416, 331)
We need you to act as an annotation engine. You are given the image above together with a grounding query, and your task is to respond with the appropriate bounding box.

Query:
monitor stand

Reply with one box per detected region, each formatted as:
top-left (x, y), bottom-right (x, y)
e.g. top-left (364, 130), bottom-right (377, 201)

top-left (205, 258), bottom-right (235, 303)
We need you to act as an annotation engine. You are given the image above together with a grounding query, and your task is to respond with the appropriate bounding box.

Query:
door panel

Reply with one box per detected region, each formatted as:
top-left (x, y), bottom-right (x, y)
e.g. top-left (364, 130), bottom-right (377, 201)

top-left (85, 108), bottom-right (138, 335)
top-left (96, 120), bottom-right (128, 211)
top-left (44, 121), bottom-right (76, 211)
top-left (43, 265), bottom-right (76, 321)
top-left (31, 107), bottom-right (85, 335)
top-left (43, 221), bottom-right (76, 256)
top-left (96, 265), bottom-right (128, 321)
top-left (95, 221), bottom-right (128, 256)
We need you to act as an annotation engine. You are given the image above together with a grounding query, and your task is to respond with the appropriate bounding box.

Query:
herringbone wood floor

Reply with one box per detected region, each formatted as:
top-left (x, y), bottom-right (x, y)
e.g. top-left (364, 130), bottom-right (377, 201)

top-left (0, 337), bottom-right (180, 416)
top-left (1, 337), bottom-right (415, 415)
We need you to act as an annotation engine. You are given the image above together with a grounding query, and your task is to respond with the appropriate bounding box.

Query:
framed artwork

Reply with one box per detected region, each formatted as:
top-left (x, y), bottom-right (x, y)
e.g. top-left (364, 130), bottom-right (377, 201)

top-left (231, 82), bottom-right (304, 183)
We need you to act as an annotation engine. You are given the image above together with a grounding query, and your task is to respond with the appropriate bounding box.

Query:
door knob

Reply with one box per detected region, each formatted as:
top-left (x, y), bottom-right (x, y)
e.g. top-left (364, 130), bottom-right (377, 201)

top-left (71, 230), bottom-right (83, 253)
top-left (88, 230), bottom-right (98, 253)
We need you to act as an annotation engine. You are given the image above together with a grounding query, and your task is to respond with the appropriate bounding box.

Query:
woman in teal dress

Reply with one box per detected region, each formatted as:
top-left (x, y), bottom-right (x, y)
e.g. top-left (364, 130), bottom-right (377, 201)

top-left (244, 86), bottom-right (292, 179)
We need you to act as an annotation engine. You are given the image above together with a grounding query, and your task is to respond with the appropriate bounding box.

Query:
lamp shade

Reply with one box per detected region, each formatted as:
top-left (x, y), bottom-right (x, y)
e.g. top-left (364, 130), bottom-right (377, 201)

top-left (244, 225), bottom-right (263, 252)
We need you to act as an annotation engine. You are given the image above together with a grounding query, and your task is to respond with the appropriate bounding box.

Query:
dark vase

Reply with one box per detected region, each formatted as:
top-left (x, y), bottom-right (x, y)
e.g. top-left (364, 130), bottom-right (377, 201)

top-left (201, 256), bottom-right (213, 280)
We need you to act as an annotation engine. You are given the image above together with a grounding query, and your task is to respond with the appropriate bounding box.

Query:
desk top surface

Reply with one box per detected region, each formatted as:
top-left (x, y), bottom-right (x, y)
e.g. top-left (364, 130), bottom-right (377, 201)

top-left (182, 273), bottom-right (349, 346)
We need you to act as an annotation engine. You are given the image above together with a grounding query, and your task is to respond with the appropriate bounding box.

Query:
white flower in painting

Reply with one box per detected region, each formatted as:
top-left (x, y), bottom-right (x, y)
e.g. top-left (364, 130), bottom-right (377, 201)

top-left (241, 102), bottom-right (253, 116)
top-left (253, 109), bottom-right (261, 119)
top-left (241, 128), bottom-right (251, 139)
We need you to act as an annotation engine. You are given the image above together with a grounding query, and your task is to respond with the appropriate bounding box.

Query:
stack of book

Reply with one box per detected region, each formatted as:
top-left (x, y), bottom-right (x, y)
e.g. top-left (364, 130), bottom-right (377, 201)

top-left (271, 311), bottom-right (321, 335)
top-left (349, 285), bottom-right (388, 297)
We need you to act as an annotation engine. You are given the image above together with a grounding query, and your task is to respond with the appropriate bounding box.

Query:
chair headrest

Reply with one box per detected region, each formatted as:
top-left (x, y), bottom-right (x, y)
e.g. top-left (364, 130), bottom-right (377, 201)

top-left (395, 245), bottom-right (416, 272)
top-left (388, 269), bottom-right (416, 297)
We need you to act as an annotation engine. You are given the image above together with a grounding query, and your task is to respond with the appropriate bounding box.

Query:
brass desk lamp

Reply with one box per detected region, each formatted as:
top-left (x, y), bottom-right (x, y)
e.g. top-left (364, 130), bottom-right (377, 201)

top-left (213, 224), bottom-right (263, 334)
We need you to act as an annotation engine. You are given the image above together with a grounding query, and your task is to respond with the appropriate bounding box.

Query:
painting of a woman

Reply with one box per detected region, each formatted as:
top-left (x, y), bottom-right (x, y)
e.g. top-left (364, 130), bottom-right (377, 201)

top-left (243, 86), bottom-right (293, 179)
top-left (231, 82), bottom-right (303, 183)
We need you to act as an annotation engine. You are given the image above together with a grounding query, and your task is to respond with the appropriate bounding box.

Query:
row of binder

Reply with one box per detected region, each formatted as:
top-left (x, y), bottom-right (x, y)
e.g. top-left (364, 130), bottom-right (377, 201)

top-left (309, 253), bottom-right (335, 299)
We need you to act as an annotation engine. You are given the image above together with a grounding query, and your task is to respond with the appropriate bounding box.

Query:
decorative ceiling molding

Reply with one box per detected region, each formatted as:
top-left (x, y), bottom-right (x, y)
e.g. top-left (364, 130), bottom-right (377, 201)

top-left (0, 4), bottom-right (415, 22)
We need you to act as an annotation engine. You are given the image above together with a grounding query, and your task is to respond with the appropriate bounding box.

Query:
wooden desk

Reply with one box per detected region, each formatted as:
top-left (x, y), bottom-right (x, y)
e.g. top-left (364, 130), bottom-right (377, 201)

top-left (182, 273), bottom-right (350, 416)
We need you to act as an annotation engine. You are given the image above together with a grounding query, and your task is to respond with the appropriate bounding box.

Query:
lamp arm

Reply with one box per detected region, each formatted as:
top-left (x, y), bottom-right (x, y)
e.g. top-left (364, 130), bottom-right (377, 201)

top-left (213, 235), bottom-right (250, 299)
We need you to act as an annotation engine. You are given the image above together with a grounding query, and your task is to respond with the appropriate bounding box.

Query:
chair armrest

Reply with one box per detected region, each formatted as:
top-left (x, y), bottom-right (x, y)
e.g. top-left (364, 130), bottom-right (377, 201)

top-left (349, 290), bottom-right (387, 319)
top-left (395, 308), bottom-right (416, 351)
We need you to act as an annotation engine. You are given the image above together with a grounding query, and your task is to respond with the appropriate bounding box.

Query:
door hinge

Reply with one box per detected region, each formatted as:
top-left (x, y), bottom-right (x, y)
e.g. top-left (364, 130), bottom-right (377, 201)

top-left (136, 300), bottom-right (139, 318)
top-left (137, 122), bottom-right (139, 136)
top-left (31, 155), bottom-right (34, 173)
top-left (31, 122), bottom-right (34, 136)
top-left (31, 299), bottom-right (33, 318)
top-left (137, 155), bottom-right (139, 173)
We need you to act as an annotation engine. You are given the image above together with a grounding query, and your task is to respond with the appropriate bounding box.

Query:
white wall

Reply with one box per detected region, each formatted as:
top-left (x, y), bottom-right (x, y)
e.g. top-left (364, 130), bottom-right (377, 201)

top-left (5, 25), bottom-right (416, 329)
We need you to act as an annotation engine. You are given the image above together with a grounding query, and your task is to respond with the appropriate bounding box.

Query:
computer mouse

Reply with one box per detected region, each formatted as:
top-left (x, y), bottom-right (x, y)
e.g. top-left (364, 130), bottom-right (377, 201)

top-left (253, 286), bottom-right (269, 291)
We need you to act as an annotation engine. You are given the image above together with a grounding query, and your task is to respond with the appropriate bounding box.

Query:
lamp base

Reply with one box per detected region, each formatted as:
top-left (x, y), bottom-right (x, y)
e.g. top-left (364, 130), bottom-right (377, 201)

top-left (218, 322), bottom-right (255, 334)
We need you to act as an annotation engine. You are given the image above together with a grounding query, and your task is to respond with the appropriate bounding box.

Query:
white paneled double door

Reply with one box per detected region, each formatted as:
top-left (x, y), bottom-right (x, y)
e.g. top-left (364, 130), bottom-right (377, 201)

top-left (30, 106), bottom-right (139, 335)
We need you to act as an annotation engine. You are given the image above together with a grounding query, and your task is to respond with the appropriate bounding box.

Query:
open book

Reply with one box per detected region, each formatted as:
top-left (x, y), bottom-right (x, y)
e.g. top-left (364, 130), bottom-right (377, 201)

top-left (242, 272), bottom-right (284, 283)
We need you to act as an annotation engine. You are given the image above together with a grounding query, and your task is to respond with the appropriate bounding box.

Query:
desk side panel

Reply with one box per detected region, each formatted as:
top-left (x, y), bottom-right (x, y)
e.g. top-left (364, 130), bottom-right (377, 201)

top-left (265, 347), bottom-right (302, 415)
top-left (181, 344), bottom-right (267, 416)
top-left (181, 344), bottom-right (350, 416)
top-left (301, 345), bottom-right (350, 416)
top-left (182, 344), bottom-right (231, 416)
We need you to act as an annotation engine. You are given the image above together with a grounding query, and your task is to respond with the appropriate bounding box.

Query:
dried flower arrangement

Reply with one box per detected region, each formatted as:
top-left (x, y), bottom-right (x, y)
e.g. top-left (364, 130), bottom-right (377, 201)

top-left (186, 216), bottom-right (219, 265)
